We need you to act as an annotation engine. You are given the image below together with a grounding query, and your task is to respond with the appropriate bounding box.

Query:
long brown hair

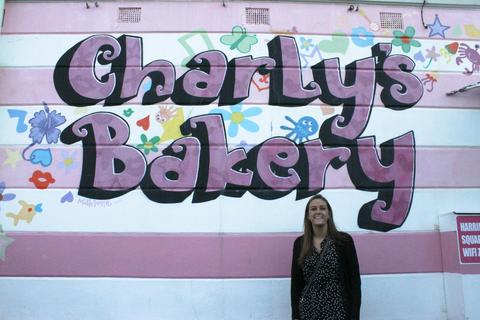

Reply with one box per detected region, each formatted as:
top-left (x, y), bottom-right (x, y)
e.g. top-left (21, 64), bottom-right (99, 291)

top-left (297, 194), bottom-right (346, 265)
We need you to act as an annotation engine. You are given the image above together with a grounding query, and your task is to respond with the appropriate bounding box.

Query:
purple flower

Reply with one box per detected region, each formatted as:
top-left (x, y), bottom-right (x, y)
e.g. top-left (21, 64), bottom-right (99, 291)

top-left (425, 46), bottom-right (440, 62)
top-left (57, 150), bottom-right (79, 172)
top-left (29, 103), bottom-right (66, 144)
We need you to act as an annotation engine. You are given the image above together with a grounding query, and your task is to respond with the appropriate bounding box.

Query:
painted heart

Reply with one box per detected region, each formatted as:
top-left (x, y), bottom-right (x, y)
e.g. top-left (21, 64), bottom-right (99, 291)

top-left (60, 191), bottom-right (74, 203)
top-left (318, 32), bottom-right (349, 54)
top-left (414, 51), bottom-right (425, 62)
top-left (30, 148), bottom-right (52, 167)
top-left (252, 74), bottom-right (269, 92)
top-left (445, 42), bottom-right (459, 54)
top-left (136, 115), bottom-right (150, 131)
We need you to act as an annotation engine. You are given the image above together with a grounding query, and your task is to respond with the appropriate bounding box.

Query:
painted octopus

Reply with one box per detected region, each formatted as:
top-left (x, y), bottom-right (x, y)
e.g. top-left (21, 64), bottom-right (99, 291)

top-left (280, 115), bottom-right (319, 143)
top-left (456, 43), bottom-right (480, 75)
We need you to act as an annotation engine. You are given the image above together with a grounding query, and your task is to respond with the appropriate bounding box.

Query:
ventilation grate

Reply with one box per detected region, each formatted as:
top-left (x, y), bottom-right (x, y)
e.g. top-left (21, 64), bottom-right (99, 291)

top-left (118, 7), bottom-right (141, 23)
top-left (380, 12), bottom-right (403, 30)
top-left (245, 8), bottom-right (270, 25)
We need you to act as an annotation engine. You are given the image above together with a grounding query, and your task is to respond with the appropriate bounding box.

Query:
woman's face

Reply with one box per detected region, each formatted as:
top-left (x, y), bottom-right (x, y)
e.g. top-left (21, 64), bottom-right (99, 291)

top-left (308, 198), bottom-right (330, 227)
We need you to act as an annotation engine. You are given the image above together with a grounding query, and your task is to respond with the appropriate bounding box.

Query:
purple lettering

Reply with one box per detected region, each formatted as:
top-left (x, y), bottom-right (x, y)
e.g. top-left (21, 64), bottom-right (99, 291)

top-left (54, 35), bottom-right (424, 233)
top-left (172, 51), bottom-right (228, 105)
top-left (303, 140), bottom-right (351, 192)
top-left (142, 137), bottom-right (201, 203)
top-left (351, 132), bottom-right (415, 231)
top-left (256, 138), bottom-right (301, 190)
top-left (60, 112), bottom-right (146, 198)
top-left (268, 36), bottom-right (321, 106)
top-left (314, 57), bottom-right (376, 143)
top-left (182, 114), bottom-right (252, 202)
top-left (219, 56), bottom-right (275, 106)
top-left (106, 35), bottom-right (175, 105)
top-left (372, 43), bottom-right (423, 109)
top-left (54, 35), bottom-right (121, 106)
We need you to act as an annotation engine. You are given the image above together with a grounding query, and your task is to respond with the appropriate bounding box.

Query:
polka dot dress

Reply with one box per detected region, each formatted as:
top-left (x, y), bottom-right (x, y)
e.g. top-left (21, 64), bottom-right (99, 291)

top-left (299, 236), bottom-right (347, 320)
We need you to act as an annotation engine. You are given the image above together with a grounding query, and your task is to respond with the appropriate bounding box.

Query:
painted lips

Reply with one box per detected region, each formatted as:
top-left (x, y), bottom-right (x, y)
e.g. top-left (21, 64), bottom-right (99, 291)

top-left (29, 170), bottom-right (56, 189)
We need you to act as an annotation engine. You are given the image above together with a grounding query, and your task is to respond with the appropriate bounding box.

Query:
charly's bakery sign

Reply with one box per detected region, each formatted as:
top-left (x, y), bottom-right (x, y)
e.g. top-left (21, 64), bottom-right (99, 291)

top-left (54, 35), bottom-right (423, 232)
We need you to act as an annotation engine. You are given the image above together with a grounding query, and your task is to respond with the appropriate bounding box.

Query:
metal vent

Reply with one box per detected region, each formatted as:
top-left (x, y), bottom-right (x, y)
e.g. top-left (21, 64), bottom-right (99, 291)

top-left (118, 7), bottom-right (141, 23)
top-left (245, 8), bottom-right (270, 25)
top-left (380, 12), bottom-right (403, 30)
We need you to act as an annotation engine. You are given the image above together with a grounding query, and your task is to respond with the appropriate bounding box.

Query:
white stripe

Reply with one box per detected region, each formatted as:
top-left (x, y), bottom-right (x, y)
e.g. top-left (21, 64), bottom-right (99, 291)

top-left (0, 33), bottom-right (475, 73)
top-left (0, 274), bottom-right (450, 320)
top-left (1, 105), bottom-right (479, 147)
top-left (462, 274), bottom-right (480, 319)
top-left (1, 188), bottom-right (479, 233)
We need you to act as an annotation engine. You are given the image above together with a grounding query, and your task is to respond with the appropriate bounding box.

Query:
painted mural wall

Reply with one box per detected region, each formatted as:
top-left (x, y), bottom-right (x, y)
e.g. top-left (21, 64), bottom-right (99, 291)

top-left (0, 1), bottom-right (479, 319)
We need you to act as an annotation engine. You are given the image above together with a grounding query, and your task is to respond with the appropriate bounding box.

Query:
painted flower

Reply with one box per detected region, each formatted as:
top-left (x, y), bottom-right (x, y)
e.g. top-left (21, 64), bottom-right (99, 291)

top-left (413, 50), bottom-right (425, 62)
top-left (28, 103), bottom-right (66, 144)
top-left (57, 150), bottom-right (79, 172)
top-left (425, 46), bottom-right (440, 62)
top-left (392, 26), bottom-right (421, 53)
top-left (209, 104), bottom-right (261, 137)
top-left (299, 37), bottom-right (314, 51)
top-left (0, 182), bottom-right (16, 209)
top-left (137, 134), bottom-right (160, 155)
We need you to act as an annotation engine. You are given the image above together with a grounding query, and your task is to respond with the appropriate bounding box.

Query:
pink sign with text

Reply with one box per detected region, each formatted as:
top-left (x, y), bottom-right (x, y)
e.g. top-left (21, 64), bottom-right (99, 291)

top-left (457, 215), bottom-right (480, 264)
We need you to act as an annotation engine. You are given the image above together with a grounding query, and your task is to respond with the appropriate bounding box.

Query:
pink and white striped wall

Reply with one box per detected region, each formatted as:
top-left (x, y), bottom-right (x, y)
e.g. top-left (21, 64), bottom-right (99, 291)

top-left (1, 1), bottom-right (480, 319)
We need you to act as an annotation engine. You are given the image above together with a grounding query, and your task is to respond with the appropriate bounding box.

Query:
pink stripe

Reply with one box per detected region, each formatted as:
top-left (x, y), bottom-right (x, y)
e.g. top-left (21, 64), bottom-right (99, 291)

top-left (1, 146), bottom-right (479, 189)
top-left (415, 147), bottom-right (480, 188)
top-left (1, 68), bottom-right (479, 109)
top-left (1, 231), bottom-right (477, 278)
top-left (3, 2), bottom-right (479, 39)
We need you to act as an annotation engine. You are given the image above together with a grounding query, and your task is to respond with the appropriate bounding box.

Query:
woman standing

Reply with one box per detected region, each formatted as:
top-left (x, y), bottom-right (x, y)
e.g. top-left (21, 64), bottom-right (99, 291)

top-left (291, 194), bottom-right (361, 320)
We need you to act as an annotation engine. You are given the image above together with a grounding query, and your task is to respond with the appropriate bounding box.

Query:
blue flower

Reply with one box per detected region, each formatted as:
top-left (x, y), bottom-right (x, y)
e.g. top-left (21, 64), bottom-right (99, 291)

top-left (209, 104), bottom-right (261, 137)
top-left (0, 182), bottom-right (16, 210)
top-left (28, 103), bottom-right (66, 144)
top-left (299, 37), bottom-right (314, 51)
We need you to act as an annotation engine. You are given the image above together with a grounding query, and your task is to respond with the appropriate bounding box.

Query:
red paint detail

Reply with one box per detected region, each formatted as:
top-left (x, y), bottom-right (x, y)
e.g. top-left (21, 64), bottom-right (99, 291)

top-left (259, 74), bottom-right (270, 84)
top-left (401, 36), bottom-right (410, 44)
top-left (446, 42), bottom-right (459, 54)
top-left (251, 80), bottom-right (269, 92)
top-left (28, 170), bottom-right (55, 190)
top-left (136, 115), bottom-right (150, 131)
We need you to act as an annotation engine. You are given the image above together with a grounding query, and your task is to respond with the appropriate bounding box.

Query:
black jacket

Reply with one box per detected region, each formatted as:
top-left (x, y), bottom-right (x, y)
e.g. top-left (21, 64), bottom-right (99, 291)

top-left (290, 233), bottom-right (361, 320)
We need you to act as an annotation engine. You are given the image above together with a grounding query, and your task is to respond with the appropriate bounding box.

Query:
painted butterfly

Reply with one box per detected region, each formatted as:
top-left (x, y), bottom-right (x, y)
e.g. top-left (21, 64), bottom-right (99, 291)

top-left (220, 26), bottom-right (258, 54)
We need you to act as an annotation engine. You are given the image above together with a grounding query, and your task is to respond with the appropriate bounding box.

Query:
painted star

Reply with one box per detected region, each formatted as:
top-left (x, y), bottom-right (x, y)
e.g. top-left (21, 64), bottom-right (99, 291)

top-left (0, 232), bottom-right (15, 261)
top-left (3, 149), bottom-right (22, 169)
top-left (427, 14), bottom-right (450, 39)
